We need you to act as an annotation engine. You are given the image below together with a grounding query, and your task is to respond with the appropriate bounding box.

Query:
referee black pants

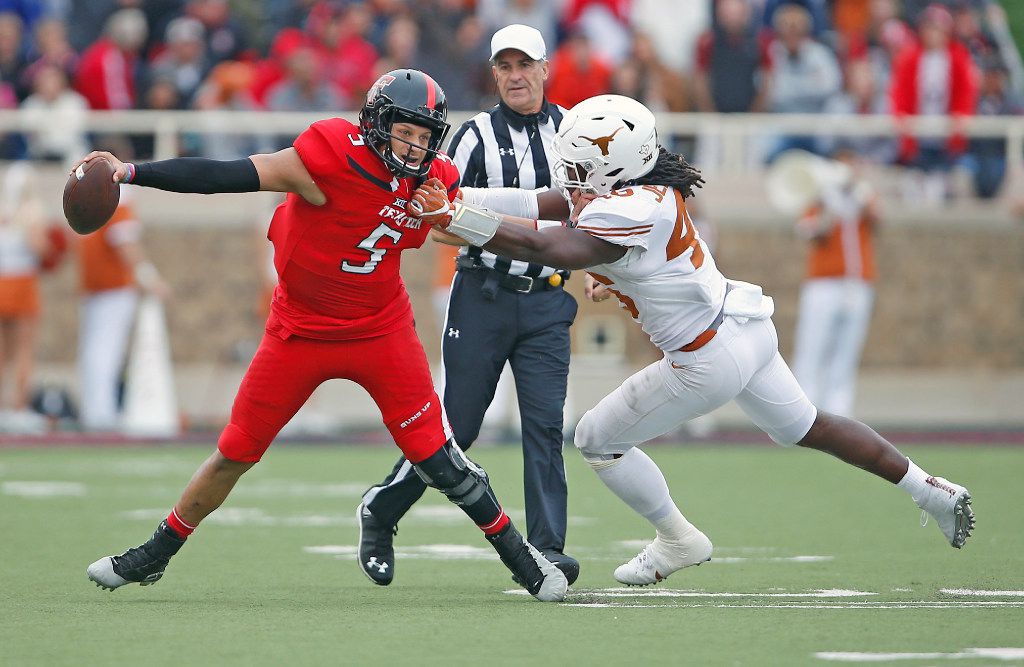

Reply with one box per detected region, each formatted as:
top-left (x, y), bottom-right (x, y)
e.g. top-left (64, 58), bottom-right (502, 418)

top-left (364, 267), bottom-right (577, 552)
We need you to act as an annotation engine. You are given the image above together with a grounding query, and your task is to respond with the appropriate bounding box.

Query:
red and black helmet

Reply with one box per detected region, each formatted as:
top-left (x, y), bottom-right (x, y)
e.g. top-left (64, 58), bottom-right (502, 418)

top-left (359, 69), bottom-right (450, 178)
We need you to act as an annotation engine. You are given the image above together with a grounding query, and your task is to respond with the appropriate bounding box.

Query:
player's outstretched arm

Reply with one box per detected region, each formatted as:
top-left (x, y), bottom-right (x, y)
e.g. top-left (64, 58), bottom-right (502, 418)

top-left (71, 149), bottom-right (325, 206)
top-left (484, 221), bottom-right (625, 270)
top-left (458, 186), bottom-right (569, 221)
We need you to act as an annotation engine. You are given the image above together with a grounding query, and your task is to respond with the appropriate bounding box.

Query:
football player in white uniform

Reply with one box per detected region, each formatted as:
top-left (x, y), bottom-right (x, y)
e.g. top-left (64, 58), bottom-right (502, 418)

top-left (412, 95), bottom-right (975, 586)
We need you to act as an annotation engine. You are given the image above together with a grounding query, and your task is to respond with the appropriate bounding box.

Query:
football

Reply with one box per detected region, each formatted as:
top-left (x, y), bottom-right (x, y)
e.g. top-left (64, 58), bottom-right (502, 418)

top-left (63, 158), bottom-right (120, 235)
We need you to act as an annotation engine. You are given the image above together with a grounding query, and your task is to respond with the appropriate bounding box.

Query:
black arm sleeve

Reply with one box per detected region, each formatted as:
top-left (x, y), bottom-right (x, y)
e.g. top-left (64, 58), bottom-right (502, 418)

top-left (132, 157), bottom-right (261, 194)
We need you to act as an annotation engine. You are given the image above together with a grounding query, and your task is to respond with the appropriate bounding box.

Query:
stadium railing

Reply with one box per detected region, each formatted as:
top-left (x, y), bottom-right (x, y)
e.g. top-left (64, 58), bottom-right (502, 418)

top-left (2, 110), bottom-right (1022, 180)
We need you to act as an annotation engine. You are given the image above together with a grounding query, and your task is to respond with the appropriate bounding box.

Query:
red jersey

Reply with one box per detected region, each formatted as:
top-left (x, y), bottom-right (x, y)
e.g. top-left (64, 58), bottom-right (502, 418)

top-left (266, 118), bottom-right (460, 341)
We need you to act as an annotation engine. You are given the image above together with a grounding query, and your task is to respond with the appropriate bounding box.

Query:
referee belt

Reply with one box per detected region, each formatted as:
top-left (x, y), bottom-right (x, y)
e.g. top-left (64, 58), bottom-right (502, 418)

top-left (456, 255), bottom-right (568, 294)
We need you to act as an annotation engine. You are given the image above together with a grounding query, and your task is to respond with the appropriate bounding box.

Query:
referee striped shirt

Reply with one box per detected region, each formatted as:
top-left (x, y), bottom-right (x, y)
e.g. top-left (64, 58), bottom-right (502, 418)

top-left (446, 99), bottom-right (565, 278)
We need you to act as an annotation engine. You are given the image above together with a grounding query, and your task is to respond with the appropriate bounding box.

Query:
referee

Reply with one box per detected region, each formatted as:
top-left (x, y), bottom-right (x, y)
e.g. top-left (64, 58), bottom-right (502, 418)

top-left (358, 24), bottom-right (579, 586)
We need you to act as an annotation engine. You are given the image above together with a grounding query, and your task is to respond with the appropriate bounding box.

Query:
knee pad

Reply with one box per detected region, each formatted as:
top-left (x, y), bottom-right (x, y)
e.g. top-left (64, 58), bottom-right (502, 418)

top-left (217, 423), bottom-right (269, 463)
top-left (413, 441), bottom-right (498, 523)
top-left (574, 410), bottom-right (621, 463)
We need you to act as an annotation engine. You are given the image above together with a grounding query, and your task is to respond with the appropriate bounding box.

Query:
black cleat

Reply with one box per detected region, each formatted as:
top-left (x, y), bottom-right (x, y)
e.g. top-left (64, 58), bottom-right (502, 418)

top-left (486, 523), bottom-right (567, 602)
top-left (357, 503), bottom-right (396, 586)
top-left (512, 549), bottom-right (580, 587)
top-left (543, 550), bottom-right (580, 586)
top-left (87, 520), bottom-right (186, 591)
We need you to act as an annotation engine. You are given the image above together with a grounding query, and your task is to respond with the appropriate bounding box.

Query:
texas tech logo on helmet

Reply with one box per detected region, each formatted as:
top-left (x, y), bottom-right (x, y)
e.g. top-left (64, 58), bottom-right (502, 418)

top-left (367, 74), bottom-right (396, 104)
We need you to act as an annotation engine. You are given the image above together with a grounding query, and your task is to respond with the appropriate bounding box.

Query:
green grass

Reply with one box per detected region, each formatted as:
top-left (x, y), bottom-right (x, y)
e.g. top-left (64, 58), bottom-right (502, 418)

top-left (1, 443), bottom-right (1022, 666)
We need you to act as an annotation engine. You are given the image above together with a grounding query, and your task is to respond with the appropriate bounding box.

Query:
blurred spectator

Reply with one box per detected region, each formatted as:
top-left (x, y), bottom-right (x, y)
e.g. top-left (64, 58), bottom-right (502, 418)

top-left (890, 3), bottom-right (978, 203)
top-left (0, 12), bottom-right (28, 100)
top-left (139, 0), bottom-right (187, 57)
top-left (611, 32), bottom-right (687, 112)
top-left (134, 77), bottom-right (182, 157)
top-left (861, 13), bottom-right (914, 97)
top-left (978, 2), bottom-right (1024, 98)
top-left (693, 0), bottom-right (771, 113)
top-left (792, 149), bottom-right (879, 418)
top-left (364, 0), bottom-right (410, 52)
top-left (77, 172), bottom-right (169, 432)
top-left (0, 0), bottom-right (43, 30)
top-left (266, 45), bottom-right (345, 112)
top-left (765, 3), bottom-right (842, 157)
top-left (546, 30), bottom-right (611, 109)
top-left (307, 1), bottom-right (377, 103)
top-left (562, 0), bottom-right (632, 65)
top-left (416, 1), bottom-right (489, 110)
top-left (191, 61), bottom-right (271, 159)
top-left (631, 0), bottom-right (710, 76)
top-left (478, 0), bottom-right (557, 51)
top-left (148, 16), bottom-right (208, 107)
top-left (963, 56), bottom-right (1022, 198)
top-left (266, 0), bottom-right (319, 35)
top-left (761, 0), bottom-right (830, 37)
top-left (20, 62), bottom-right (88, 162)
top-left (75, 8), bottom-right (147, 110)
top-left (66, 1), bottom-right (131, 51)
top-left (0, 162), bottom-right (52, 432)
top-left (250, 27), bottom-right (307, 107)
top-left (186, 0), bottom-right (248, 64)
top-left (818, 58), bottom-right (895, 163)
top-left (833, 0), bottom-right (871, 44)
top-left (20, 16), bottom-right (78, 92)
top-left (374, 14), bottom-right (419, 74)
top-left (952, 3), bottom-right (997, 62)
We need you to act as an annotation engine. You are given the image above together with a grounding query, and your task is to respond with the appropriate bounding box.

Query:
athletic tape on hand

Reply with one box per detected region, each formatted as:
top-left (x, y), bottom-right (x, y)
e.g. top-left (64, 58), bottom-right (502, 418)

top-left (446, 202), bottom-right (502, 247)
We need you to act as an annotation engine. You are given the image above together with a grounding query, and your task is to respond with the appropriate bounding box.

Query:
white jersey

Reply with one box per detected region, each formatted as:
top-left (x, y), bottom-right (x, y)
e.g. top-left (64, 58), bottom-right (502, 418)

top-left (576, 184), bottom-right (728, 353)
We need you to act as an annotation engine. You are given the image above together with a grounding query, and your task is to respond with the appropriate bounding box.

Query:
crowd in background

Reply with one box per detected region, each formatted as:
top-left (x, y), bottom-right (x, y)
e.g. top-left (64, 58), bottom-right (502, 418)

top-left (0, 0), bottom-right (1019, 198)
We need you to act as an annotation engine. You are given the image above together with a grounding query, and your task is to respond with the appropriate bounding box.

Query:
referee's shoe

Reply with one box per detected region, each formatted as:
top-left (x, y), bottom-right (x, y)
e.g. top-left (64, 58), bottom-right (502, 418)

top-left (358, 503), bottom-right (580, 585)
top-left (357, 503), bottom-right (396, 585)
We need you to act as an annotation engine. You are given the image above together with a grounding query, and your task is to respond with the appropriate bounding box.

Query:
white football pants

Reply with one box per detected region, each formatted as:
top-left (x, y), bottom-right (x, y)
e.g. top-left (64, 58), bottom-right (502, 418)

top-left (792, 278), bottom-right (874, 418)
top-left (574, 316), bottom-right (817, 458)
top-left (78, 287), bottom-right (137, 431)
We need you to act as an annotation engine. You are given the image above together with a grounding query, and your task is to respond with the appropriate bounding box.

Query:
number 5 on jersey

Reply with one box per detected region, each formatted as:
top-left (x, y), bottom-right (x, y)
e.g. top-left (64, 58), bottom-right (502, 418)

top-left (341, 223), bottom-right (403, 274)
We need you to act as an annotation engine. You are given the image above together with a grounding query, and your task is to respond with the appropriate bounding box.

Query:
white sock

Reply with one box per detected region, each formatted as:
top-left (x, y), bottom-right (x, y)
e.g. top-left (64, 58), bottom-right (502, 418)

top-left (590, 448), bottom-right (697, 543)
top-left (896, 458), bottom-right (931, 505)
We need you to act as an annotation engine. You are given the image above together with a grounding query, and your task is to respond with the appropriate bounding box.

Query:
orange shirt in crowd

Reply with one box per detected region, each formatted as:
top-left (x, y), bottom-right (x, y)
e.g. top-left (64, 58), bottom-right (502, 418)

top-left (78, 191), bottom-right (139, 293)
top-left (433, 243), bottom-right (460, 291)
top-left (802, 205), bottom-right (876, 281)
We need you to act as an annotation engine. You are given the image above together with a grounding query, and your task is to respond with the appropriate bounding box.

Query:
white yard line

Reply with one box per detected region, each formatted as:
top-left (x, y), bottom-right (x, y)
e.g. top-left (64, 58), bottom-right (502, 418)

top-left (306, 544), bottom-right (495, 559)
top-left (566, 602), bottom-right (1024, 609)
top-left (815, 648), bottom-right (1024, 661)
top-left (941, 589), bottom-right (1024, 597)
top-left (1, 481), bottom-right (86, 497)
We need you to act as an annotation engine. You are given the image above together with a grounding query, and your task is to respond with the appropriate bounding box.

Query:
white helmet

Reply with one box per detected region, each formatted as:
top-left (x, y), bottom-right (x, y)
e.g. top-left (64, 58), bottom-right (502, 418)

top-left (551, 95), bottom-right (659, 197)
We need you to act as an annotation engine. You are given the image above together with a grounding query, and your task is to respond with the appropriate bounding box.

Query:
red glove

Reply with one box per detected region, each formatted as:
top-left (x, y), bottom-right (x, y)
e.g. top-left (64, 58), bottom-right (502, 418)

top-left (407, 177), bottom-right (453, 227)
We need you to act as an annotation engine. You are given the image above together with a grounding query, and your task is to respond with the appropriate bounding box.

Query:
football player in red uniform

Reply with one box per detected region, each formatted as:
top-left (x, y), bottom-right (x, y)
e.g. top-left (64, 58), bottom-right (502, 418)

top-left (76, 69), bottom-right (567, 602)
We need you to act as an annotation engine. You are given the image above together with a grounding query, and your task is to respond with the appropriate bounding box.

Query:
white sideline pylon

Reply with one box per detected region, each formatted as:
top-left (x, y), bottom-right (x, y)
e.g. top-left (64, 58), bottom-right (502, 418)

top-left (121, 295), bottom-right (180, 438)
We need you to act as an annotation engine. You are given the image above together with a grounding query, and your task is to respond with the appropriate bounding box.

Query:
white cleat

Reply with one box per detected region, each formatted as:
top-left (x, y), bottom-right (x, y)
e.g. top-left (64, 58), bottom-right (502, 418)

top-left (614, 531), bottom-right (713, 586)
top-left (87, 557), bottom-right (133, 591)
top-left (528, 543), bottom-right (569, 602)
top-left (916, 476), bottom-right (976, 549)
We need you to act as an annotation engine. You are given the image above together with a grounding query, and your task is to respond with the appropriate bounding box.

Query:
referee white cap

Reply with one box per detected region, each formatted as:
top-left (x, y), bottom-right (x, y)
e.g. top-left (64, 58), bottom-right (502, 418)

top-left (490, 24), bottom-right (546, 61)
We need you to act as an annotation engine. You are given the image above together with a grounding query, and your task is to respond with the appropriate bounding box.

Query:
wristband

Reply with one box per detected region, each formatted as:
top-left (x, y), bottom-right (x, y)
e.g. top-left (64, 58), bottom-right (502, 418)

top-left (447, 202), bottom-right (502, 246)
top-left (123, 162), bottom-right (136, 184)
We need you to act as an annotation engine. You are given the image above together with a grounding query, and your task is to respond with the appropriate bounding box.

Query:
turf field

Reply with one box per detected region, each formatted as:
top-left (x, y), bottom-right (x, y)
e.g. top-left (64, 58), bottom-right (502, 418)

top-left (1, 442), bottom-right (1022, 666)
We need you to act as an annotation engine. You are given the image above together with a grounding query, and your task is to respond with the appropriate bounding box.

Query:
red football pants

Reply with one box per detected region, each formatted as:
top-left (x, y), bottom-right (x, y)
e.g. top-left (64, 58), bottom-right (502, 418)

top-left (217, 324), bottom-right (449, 464)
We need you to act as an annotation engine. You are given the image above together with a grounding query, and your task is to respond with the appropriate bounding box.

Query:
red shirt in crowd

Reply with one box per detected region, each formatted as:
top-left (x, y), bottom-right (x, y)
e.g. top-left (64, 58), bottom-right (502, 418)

top-left (75, 38), bottom-right (136, 110)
